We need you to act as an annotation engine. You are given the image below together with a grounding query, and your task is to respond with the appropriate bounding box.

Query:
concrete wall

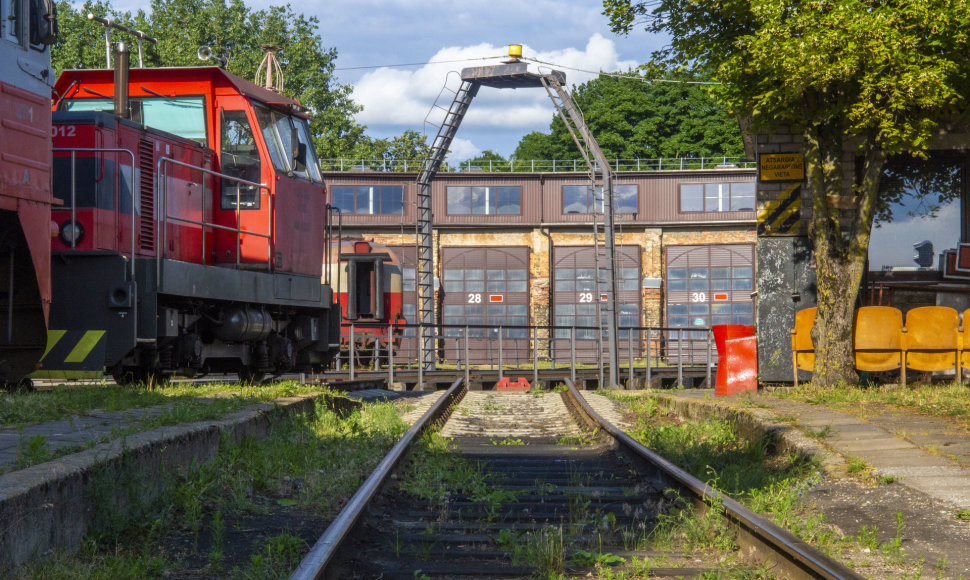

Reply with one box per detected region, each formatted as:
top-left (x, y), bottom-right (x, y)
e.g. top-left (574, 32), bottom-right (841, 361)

top-left (0, 394), bottom-right (340, 571)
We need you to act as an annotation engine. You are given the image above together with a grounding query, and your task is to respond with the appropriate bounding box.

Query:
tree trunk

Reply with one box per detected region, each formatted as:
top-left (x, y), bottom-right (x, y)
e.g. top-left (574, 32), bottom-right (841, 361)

top-left (803, 125), bottom-right (886, 387)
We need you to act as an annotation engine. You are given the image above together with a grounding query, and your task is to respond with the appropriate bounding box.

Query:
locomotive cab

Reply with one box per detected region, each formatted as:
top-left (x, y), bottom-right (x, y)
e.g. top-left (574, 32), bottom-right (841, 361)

top-left (39, 64), bottom-right (340, 382)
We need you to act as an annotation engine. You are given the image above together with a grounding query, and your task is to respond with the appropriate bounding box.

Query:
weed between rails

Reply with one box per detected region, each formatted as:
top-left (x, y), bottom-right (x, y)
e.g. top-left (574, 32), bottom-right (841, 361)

top-left (15, 398), bottom-right (407, 579)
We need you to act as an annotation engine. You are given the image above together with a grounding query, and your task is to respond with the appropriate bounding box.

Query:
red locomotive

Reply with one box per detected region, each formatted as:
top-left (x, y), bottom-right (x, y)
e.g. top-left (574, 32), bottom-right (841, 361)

top-left (328, 238), bottom-right (404, 364)
top-left (0, 0), bottom-right (58, 389)
top-left (35, 46), bottom-right (341, 383)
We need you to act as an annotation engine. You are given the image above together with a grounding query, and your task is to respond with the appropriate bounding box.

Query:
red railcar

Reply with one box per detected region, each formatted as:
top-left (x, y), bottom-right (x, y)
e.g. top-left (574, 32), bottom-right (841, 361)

top-left (0, 0), bottom-right (57, 388)
top-left (38, 58), bottom-right (340, 382)
top-left (327, 239), bottom-right (404, 362)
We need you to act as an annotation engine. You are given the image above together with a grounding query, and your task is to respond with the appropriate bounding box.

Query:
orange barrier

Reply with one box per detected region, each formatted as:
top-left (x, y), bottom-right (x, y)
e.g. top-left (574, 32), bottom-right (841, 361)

top-left (717, 335), bottom-right (758, 395)
top-left (790, 307), bottom-right (816, 387)
top-left (792, 305), bottom-right (967, 385)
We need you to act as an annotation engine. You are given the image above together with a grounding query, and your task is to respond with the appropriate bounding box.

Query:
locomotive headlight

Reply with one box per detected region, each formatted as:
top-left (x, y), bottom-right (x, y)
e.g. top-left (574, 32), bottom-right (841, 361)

top-left (59, 220), bottom-right (85, 246)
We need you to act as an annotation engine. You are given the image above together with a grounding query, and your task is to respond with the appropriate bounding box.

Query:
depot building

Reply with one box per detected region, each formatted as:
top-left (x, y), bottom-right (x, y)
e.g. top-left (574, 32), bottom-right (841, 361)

top-left (322, 162), bottom-right (757, 362)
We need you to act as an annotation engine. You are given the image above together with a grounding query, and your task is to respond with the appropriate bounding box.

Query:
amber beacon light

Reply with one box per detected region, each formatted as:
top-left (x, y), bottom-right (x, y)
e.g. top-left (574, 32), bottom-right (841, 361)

top-left (508, 44), bottom-right (523, 59)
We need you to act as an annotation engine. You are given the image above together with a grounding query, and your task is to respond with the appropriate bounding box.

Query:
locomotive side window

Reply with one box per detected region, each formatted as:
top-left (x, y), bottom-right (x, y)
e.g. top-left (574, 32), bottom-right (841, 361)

top-left (5, 0), bottom-right (21, 44)
top-left (220, 110), bottom-right (261, 210)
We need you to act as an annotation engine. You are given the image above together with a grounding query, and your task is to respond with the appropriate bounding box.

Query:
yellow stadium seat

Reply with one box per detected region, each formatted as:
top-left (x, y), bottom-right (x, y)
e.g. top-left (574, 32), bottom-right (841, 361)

top-left (790, 307), bottom-right (816, 387)
top-left (903, 306), bottom-right (961, 385)
top-left (854, 306), bottom-right (903, 376)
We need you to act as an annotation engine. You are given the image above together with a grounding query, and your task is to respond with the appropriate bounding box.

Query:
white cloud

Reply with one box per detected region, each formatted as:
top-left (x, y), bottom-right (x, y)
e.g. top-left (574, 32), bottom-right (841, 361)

top-left (353, 34), bottom-right (638, 135)
top-left (446, 137), bottom-right (481, 161)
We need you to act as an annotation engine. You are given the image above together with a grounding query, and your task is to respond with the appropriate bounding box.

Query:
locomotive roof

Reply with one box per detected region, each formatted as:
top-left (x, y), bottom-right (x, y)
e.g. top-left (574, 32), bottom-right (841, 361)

top-left (54, 66), bottom-right (310, 118)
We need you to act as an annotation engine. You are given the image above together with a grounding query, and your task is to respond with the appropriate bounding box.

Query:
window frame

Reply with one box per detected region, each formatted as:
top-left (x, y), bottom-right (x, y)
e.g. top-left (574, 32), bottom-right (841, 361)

top-left (561, 184), bottom-right (638, 215)
top-left (679, 181), bottom-right (756, 213)
top-left (330, 184), bottom-right (405, 215)
top-left (445, 185), bottom-right (522, 216)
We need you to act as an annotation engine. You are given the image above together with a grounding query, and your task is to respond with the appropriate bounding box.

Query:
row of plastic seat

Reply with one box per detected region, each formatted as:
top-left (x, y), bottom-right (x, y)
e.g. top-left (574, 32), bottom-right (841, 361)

top-left (791, 306), bottom-right (968, 386)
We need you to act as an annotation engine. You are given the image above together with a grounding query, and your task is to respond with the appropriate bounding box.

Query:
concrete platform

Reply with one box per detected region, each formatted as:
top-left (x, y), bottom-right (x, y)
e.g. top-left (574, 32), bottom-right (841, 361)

top-left (653, 389), bottom-right (970, 511)
top-left (0, 393), bottom-right (335, 570)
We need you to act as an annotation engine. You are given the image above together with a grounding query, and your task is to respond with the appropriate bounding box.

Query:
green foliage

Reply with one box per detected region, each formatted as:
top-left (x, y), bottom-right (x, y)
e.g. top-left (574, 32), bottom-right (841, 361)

top-left (347, 129), bottom-right (431, 164)
top-left (16, 433), bottom-right (50, 468)
top-left (603, 0), bottom-right (970, 387)
top-left (52, 0), bottom-right (366, 157)
top-left (513, 72), bottom-right (744, 161)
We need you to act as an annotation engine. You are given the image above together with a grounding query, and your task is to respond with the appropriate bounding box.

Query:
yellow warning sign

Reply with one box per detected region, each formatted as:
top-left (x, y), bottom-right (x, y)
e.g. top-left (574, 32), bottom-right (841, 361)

top-left (760, 153), bottom-right (805, 181)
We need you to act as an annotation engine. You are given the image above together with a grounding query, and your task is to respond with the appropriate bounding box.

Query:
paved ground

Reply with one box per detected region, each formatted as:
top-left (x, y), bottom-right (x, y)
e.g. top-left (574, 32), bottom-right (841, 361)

top-left (0, 401), bottom-right (220, 471)
top-left (659, 389), bottom-right (970, 511)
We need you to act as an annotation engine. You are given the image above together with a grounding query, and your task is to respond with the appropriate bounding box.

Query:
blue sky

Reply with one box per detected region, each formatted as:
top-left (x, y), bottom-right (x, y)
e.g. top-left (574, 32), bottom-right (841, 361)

top-left (273, 0), bottom-right (667, 160)
top-left (105, 0), bottom-right (667, 160)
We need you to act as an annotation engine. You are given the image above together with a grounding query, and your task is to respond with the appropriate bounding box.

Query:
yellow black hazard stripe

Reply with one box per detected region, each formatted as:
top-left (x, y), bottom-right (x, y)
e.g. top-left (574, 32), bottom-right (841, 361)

top-left (758, 183), bottom-right (802, 235)
top-left (31, 329), bottom-right (107, 379)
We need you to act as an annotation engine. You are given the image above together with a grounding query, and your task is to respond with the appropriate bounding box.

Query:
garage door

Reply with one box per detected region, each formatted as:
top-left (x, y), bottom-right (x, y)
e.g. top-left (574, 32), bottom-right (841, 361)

top-left (552, 246), bottom-right (641, 363)
top-left (441, 247), bottom-right (531, 364)
top-left (665, 244), bottom-right (754, 363)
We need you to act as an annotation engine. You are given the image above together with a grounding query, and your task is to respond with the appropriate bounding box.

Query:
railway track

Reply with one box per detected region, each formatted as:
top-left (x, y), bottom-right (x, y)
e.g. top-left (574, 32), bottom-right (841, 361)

top-left (291, 379), bottom-right (861, 579)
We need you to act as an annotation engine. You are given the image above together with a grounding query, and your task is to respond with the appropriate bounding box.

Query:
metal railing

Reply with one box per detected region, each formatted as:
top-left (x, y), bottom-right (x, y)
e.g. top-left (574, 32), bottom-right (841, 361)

top-left (336, 322), bottom-right (715, 388)
top-left (156, 157), bottom-right (273, 282)
top-left (319, 157), bottom-right (755, 173)
top-left (53, 147), bottom-right (138, 342)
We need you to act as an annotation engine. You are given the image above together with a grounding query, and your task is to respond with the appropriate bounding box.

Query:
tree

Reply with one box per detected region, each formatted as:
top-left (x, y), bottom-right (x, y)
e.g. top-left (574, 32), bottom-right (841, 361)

top-left (347, 130), bottom-right (430, 168)
top-left (52, 0), bottom-right (367, 158)
top-left (604, 0), bottom-right (970, 387)
top-left (513, 72), bottom-right (745, 161)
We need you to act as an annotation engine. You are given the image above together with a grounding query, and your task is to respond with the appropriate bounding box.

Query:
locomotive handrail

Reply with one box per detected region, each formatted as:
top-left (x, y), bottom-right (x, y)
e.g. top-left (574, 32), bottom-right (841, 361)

top-left (53, 147), bottom-right (138, 342)
top-left (155, 157), bottom-right (272, 285)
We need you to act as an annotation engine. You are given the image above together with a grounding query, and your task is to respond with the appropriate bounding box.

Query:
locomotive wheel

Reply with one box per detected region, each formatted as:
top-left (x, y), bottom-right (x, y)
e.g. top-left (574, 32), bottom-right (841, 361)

top-left (16, 378), bottom-right (35, 393)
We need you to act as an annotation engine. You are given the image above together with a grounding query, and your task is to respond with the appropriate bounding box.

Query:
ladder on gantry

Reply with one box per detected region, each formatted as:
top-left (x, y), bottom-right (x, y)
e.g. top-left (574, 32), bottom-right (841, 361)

top-left (414, 62), bottom-right (620, 388)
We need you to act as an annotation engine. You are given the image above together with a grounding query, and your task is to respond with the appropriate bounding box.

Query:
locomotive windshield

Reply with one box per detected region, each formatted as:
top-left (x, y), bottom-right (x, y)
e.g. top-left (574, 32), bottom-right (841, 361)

top-left (61, 97), bottom-right (207, 144)
top-left (253, 106), bottom-right (322, 183)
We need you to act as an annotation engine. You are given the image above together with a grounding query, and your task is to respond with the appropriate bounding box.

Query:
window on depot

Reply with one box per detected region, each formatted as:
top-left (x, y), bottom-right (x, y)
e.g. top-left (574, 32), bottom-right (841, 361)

top-left (680, 182), bottom-right (755, 212)
top-left (330, 185), bottom-right (404, 215)
top-left (446, 186), bottom-right (521, 215)
top-left (562, 184), bottom-right (637, 214)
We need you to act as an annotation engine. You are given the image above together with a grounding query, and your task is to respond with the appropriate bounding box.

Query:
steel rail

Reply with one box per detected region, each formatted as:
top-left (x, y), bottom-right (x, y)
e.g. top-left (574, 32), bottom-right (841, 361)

top-left (561, 378), bottom-right (862, 580)
top-left (289, 377), bottom-right (467, 580)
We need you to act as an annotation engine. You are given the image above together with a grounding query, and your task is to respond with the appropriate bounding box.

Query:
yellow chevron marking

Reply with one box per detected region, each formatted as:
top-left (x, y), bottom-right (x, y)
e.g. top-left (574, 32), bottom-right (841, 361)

top-left (41, 329), bottom-right (66, 359)
top-left (64, 330), bottom-right (105, 363)
top-left (758, 183), bottom-right (801, 223)
top-left (774, 198), bottom-right (801, 225)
